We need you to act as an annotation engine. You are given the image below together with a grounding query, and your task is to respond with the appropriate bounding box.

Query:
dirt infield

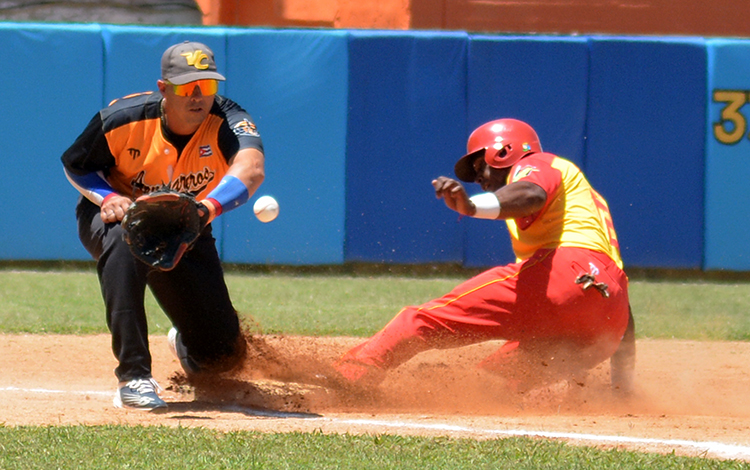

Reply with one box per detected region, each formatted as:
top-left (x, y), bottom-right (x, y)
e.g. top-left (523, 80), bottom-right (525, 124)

top-left (1, 334), bottom-right (749, 461)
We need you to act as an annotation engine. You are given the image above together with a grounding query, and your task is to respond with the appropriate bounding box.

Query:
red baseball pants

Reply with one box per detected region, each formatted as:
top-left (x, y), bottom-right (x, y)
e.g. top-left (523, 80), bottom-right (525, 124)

top-left (335, 247), bottom-right (630, 385)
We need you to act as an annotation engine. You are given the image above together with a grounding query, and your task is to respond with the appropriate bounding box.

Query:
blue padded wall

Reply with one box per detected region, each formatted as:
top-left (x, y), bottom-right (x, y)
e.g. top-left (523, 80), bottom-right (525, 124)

top-left (222, 30), bottom-right (349, 265)
top-left (101, 25), bottom-right (228, 107)
top-left (0, 23), bottom-right (103, 261)
top-left (345, 31), bottom-right (469, 264)
top-left (0, 25), bottom-right (725, 271)
top-left (463, 36), bottom-right (591, 268)
top-left (586, 38), bottom-right (706, 269)
top-left (704, 40), bottom-right (750, 270)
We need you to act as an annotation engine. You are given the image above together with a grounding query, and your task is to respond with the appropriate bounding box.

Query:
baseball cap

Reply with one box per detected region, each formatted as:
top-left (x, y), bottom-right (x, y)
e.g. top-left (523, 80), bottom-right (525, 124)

top-left (161, 41), bottom-right (226, 85)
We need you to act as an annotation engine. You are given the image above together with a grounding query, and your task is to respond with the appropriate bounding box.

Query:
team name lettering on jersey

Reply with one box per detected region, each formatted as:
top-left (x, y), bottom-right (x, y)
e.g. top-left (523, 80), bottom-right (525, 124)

top-left (130, 167), bottom-right (216, 196)
top-left (130, 172), bottom-right (153, 194)
top-left (172, 168), bottom-right (216, 194)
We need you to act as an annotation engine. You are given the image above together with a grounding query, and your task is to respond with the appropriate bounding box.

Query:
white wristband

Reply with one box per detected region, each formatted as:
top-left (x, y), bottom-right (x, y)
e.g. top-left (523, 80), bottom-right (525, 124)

top-left (469, 192), bottom-right (501, 219)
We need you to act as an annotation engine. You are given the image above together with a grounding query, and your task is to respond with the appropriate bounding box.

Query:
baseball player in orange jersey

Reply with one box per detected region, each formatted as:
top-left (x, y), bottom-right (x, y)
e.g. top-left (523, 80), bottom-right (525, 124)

top-left (61, 41), bottom-right (265, 411)
top-left (332, 118), bottom-right (635, 395)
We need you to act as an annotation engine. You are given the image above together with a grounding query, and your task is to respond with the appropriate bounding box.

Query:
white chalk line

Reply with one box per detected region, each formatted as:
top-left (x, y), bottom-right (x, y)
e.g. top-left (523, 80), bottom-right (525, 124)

top-left (0, 386), bottom-right (111, 397)
top-left (3, 385), bottom-right (749, 461)
top-left (324, 418), bottom-right (750, 461)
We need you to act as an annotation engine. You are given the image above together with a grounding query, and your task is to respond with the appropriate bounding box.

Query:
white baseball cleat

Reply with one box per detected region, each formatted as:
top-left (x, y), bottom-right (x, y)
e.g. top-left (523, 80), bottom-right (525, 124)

top-left (167, 326), bottom-right (201, 375)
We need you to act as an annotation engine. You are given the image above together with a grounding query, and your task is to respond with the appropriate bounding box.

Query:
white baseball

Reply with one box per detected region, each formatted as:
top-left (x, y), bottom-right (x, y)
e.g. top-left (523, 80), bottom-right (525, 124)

top-left (253, 195), bottom-right (279, 223)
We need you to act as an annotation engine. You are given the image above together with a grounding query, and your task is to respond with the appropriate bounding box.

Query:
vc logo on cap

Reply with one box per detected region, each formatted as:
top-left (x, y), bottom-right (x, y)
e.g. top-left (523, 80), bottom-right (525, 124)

top-left (181, 50), bottom-right (210, 70)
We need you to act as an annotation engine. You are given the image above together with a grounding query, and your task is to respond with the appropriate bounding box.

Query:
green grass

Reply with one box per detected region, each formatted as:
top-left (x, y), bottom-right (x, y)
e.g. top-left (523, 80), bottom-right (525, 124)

top-left (629, 280), bottom-right (750, 341)
top-left (0, 268), bottom-right (459, 336)
top-left (228, 273), bottom-right (462, 336)
top-left (2, 266), bottom-right (750, 469)
top-left (0, 425), bottom-right (746, 470)
top-left (3, 267), bottom-right (750, 340)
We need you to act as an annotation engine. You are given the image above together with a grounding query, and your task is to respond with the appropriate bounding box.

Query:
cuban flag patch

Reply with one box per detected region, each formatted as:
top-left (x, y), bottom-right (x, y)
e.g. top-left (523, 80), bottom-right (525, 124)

top-left (199, 145), bottom-right (213, 158)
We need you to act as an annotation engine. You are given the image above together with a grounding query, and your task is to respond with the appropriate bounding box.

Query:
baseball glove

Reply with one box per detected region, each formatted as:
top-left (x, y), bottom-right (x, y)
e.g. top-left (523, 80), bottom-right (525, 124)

top-left (121, 188), bottom-right (206, 271)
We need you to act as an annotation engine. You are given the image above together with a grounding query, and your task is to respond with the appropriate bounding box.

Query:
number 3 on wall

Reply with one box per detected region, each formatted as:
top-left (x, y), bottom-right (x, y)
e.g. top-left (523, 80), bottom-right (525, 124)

top-left (713, 90), bottom-right (748, 144)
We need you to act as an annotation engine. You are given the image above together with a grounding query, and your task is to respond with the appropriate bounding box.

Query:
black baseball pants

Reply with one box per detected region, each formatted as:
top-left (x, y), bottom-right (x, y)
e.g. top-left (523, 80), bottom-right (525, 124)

top-left (76, 197), bottom-right (244, 382)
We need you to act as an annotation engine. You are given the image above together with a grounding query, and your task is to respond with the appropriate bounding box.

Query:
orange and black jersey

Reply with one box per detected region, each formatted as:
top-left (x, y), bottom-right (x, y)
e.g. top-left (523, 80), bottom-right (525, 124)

top-left (61, 91), bottom-right (263, 201)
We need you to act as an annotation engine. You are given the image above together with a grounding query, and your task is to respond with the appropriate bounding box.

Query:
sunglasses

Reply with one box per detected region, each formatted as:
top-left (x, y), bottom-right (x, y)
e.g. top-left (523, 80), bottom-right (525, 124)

top-left (167, 79), bottom-right (219, 97)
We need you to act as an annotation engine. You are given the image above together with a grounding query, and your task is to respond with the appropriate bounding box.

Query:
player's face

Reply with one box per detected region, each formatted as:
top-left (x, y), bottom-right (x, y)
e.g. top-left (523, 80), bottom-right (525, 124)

top-left (158, 80), bottom-right (216, 133)
top-left (473, 156), bottom-right (510, 192)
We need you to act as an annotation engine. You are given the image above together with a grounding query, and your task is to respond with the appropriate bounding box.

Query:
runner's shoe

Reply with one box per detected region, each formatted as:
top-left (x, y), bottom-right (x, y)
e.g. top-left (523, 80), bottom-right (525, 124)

top-left (113, 378), bottom-right (167, 411)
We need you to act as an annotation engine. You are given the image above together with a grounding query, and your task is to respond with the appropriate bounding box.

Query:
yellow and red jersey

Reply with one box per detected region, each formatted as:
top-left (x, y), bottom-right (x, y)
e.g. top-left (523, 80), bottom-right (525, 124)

top-left (62, 92), bottom-right (263, 201)
top-left (505, 152), bottom-right (623, 269)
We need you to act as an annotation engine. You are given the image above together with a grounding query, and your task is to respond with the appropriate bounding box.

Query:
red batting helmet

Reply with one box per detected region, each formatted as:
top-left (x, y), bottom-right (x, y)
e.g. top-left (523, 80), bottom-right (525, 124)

top-left (454, 119), bottom-right (542, 182)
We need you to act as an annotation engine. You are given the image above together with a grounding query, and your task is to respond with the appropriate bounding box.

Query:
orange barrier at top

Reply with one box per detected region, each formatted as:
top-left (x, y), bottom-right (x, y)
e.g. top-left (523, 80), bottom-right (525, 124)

top-left (195, 0), bottom-right (750, 38)
top-left (195, 0), bottom-right (409, 29)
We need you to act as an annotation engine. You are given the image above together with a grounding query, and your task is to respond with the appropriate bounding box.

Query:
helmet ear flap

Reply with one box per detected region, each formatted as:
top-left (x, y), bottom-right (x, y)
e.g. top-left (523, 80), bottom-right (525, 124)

top-left (485, 145), bottom-right (510, 168)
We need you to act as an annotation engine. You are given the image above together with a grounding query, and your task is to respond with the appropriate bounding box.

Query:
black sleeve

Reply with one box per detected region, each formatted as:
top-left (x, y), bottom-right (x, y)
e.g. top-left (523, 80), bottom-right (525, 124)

top-left (60, 112), bottom-right (116, 175)
top-left (217, 120), bottom-right (240, 162)
top-left (214, 97), bottom-right (264, 163)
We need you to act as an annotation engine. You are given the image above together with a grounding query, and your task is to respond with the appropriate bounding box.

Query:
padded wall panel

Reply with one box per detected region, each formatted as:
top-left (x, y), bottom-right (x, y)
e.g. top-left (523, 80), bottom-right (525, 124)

top-left (0, 24), bottom-right (719, 272)
top-left (100, 25), bottom-right (228, 107)
top-left (344, 31), bottom-right (469, 264)
top-left (222, 30), bottom-right (349, 264)
top-left (704, 40), bottom-right (750, 270)
top-left (463, 36), bottom-right (590, 268)
top-left (0, 23), bottom-right (103, 260)
top-left (586, 38), bottom-right (706, 269)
